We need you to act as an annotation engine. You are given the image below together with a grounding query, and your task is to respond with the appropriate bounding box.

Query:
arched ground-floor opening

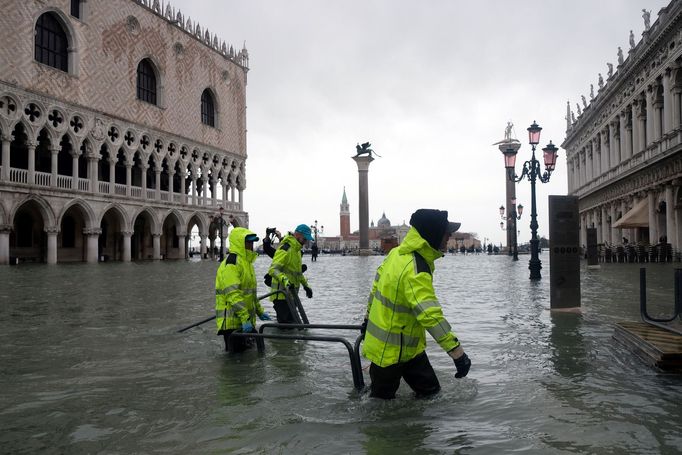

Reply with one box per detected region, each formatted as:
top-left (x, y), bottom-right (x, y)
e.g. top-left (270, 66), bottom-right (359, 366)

top-left (161, 212), bottom-right (182, 259)
top-left (131, 210), bottom-right (154, 261)
top-left (58, 204), bottom-right (88, 262)
top-left (100, 207), bottom-right (125, 261)
top-left (9, 201), bottom-right (46, 263)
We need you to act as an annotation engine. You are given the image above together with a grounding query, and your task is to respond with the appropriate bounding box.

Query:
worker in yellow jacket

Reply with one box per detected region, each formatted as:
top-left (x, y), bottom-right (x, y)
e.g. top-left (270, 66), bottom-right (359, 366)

top-left (362, 209), bottom-right (471, 398)
top-left (216, 227), bottom-right (271, 352)
top-left (267, 224), bottom-right (314, 323)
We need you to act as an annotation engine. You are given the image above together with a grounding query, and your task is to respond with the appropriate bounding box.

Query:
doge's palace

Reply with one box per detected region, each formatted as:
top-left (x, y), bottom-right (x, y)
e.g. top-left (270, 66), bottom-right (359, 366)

top-left (0, 0), bottom-right (250, 264)
top-left (563, 0), bottom-right (682, 259)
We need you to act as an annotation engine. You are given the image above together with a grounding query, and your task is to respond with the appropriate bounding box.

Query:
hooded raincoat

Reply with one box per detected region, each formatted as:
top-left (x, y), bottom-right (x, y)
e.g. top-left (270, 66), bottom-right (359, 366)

top-left (215, 227), bottom-right (264, 332)
top-left (268, 234), bottom-right (309, 301)
top-left (362, 226), bottom-right (460, 367)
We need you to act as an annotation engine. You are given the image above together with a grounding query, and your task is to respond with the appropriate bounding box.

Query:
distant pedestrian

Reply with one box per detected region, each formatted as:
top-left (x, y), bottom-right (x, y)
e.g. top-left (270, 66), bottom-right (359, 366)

top-left (311, 242), bottom-right (319, 261)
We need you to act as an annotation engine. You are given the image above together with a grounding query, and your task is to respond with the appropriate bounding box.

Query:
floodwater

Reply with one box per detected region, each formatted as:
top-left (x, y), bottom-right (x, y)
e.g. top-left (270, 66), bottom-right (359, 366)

top-left (0, 253), bottom-right (681, 454)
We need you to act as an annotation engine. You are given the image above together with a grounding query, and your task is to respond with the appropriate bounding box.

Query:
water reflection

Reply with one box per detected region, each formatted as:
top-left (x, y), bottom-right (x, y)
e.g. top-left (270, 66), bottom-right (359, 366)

top-left (548, 311), bottom-right (587, 378)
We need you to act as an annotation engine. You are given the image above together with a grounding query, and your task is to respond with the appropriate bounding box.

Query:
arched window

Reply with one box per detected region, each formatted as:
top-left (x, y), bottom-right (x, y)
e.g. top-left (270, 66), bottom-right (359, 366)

top-left (137, 59), bottom-right (157, 105)
top-left (35, 13), bottom-right (68, 72)
top-left (201, 89), bottom-right (216, 127)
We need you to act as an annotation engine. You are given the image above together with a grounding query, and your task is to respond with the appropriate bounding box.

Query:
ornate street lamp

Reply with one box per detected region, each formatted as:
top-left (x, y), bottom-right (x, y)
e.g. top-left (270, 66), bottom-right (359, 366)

top-left (504, 121), bottom-right (559, 280)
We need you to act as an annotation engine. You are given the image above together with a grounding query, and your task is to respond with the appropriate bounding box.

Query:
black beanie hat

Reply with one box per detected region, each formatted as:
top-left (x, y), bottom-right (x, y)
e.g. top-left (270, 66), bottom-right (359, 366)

top-left (409, 209), bottom-right (449, 250)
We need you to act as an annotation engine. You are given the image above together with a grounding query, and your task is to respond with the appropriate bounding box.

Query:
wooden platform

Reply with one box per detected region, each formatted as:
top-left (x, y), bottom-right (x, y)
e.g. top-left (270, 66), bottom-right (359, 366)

top-left (614, 321), bottom-right (682, 373)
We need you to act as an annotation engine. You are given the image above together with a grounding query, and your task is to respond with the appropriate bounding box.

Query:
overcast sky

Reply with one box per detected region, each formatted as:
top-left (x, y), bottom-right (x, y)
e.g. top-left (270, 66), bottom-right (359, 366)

top-left (173, 0), bottom-right (669, 245)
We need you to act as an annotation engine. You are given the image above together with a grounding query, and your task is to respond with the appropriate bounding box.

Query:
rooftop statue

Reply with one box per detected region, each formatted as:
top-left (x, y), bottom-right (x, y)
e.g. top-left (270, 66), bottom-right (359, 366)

top-left (576, 103), bottom-right (582, 116)
top-left (581, 95), bottom-right (587, 109)
top-left (590, 84), bottom-right (595, 100)
top-left (571, 112), bottom-right (576, 123)
top-left (607, 62), bottom-right (613, 78)
top-left (630, 30), bottom-right (636, 49)
top-left (598, 73), bottom-right (604, 89)
top-left (355, 142), bottom-right (381, 157)
top-left (617, 47), bottom-right (624, 65)
top-left (642, 9), bottom-right (651, 31)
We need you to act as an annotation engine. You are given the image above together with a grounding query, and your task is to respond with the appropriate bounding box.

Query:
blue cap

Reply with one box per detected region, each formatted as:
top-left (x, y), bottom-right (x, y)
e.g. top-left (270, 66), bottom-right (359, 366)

top-left (295, 224), bottom-right (314, 241)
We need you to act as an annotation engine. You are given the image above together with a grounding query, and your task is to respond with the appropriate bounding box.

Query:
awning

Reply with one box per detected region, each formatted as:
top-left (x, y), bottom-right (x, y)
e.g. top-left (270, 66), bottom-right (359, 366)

top-left (612, 199), bottom-right (649, 228)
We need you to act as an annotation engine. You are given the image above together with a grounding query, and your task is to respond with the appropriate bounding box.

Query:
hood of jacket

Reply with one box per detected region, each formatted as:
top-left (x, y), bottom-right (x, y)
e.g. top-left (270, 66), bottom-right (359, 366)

top-left (228, 227), bottom-right (258, 263)
top-left (397, 227), bottom-right (443, 265)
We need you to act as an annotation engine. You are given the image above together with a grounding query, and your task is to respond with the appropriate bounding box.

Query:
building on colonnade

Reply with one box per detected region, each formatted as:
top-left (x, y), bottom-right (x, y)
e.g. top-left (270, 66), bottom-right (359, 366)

top-left (563, 0), bottom-right (682, 258)
top-left (0, 0), bottom-right (250, 264)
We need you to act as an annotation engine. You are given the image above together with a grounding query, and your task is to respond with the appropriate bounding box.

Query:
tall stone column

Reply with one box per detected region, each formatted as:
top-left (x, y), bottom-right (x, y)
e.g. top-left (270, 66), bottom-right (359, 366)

top-left (631, 103), bottom-right (640, 155)
top-left (209, 236), bottom-right (215, 259)
top-left (1, 134), bottom-right (10, 181)
top-left (27, 140), bottom-right (36, 185)
top-left (200, 235), bottom-right (207, 259)
top-left (620, 200), bottom-right (629, 243)
top-left (141, 164), bottom-right (148, 199)
top-left (610, 204), bottom-right (619, 247)
top-left (191, 175), bottom-right (197, 205)
top-left (600, 130), bottom-right (609, 173)
top-left (152, 233), bottom-right (161, 260)
top-left (645, 90), bottom-right (655, 148)
top-left (672, 87), bottom-right (682, 131)
top-left (352, 154), bottom-right (374, 254)
top-left (155, 169), bottom-right (161, 200)
top-left (0, 224), bottom-right (11, 265)
top-left (601, 206), bottom-right (609, 245)
top-left (122, 231), bottom-right (132, 262)
top-left (46, 227), bottom-right (58, 264)
top-left (609, 121), bottom-right (619, 168)
top-left (84, 228), bottom-right (101, 263)
top-left (50, 148), bottom-right (59, 187)
top-left (665, 184), bottom-right (675, 250)
top-left (125, 163), bottom-right (132, 196)
top-left (109, 160), bottom-right (115, 195)
top-left (180, 169), bottom-right (186, 204)
top-left (88, 156), bottom-right (98, 193)
top-left (663, 70), bottom-right (673, 135)
top-left (580, 212), bottom-right (587, 248)
top-left (619, 113), bottom-right (627, 162)
top-left (586, 148), bottom-right (593, 183)
top-left (71, 152), bottom-right (79, 190)
top-left (178, 235), bottom-right (186, 259)
top-left (648, 190), bottom-right (658, 244)
top-left (238, 189), bottom-right (244, 210)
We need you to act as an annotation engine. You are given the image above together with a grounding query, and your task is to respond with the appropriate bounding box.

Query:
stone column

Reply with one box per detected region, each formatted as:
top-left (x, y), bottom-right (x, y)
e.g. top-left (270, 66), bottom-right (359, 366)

top-left (191, 175), bottom-right (197, 205)
top-left (152, 233), bottom-right (161, 260)
top-left (238, 189), bottom-right (244, 210)
top-left (580, 213), bottom-right (587, 248)
top-left (209, 236), bottom-right (216, 259)
top-left (168, 167), bottom-right (175, 201)
top-left (586, 148), bottom-right (593, 183)
top-left (624, 110), bottom-right (633, 161)
top-left (122, 231), bottom-right (132, 262)
top-left (222, 182), bottom-right (228, 207)
top-left (619, 113), bottom-right (627, 162)
top-left (125, 163), bottom-right (132, 196)
top-left (204, 178), bottom-right (210, 206)
top-left (178, 235), bottom-right (186, 259)
top-left (672, 86), bottom-right (682, 131)
top-left (210, 177), bottom-right (217, 207)
top-left (620, 200), bottom-right (629, 243)
top-left (352, 154), bottom-right (375, 253)
top-left (600, 130), bottom-right (610, 173)
top-left (646, 90), bottom-right (655, 148)
top-left (665, 184), bottom-right (676, 251)
top-left (663, 69), bottom-right (673, 135)
top-left (631, 103), bottom-right (641, 155)
top-left (593, 143), bottom-right (601, 178)
top-left (109, 159), bottom-right (115, 195)
top-left (46, 227), bottom-right (58, 264)
top-left (71, 152), bottom-right (79, 190)
top-left (50, 148), bottom-right (59, 188)
top-left (601, 206), bottom-right (609, 245)
top-left (200, 235), bottom-right (207, 259)
top-left (141, 164), bottom-right (148, 199)
top-left (155, 169), bottom-right (161, 200)
top-left (27, 140), bottom-right (36, 185)
top-left (0, 224), bottom-right (11, 265)
top-left (648, 190), bottom-right (658, 244)
top-left (180, 169), bottom-right (186, 204)
top-left (88, 156), bottom-right (98, 193)
top-left (84, 228), bottom-right (101, 263)
top-left (231, 186), bottom-right (235, 204)
top-left (0, 134), bottom-right (10, 181)
top-left (610, 204), bottom-right (619, 246)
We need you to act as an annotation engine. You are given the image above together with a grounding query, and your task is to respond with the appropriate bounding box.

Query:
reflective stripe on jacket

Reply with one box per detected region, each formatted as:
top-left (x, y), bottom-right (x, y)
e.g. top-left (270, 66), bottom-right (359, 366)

top-left (268, 234), bottom-right (309, 301)
top-left (215, 227), bottom-right (263, 332)
top-left (362, 226), bottom-right (460, 367)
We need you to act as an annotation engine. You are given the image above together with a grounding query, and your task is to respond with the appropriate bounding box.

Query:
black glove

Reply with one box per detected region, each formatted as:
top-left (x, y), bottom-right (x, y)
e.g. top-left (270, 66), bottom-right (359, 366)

top-left (360, 318), bottom-right (368, 336)
top-left (453, 352), bottom-right (471, 379)
top-left (301, 264), bottom-right (308, 273)
top-left (263, 273), bottom-right (272, 287)
top-left (303, 286), bottom-right (313, 299)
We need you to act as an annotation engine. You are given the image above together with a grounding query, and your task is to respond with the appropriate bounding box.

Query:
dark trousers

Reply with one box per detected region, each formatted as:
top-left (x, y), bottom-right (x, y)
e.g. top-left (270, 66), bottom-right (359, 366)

top-left (369, 352), bottom-right (441, 399)
top-left (219, 329), bottom-right (253, 353)
top-left (273, 299), bottom-right (295, 324)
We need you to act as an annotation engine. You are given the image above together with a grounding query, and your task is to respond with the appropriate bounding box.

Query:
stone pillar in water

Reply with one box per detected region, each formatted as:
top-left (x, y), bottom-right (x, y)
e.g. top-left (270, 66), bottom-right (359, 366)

top-left (352, 154), bottom-right (374, 255)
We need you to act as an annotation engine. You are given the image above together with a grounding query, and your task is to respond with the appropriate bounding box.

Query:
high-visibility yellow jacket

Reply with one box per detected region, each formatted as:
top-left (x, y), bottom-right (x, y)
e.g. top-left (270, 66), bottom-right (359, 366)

top-left (268, 234), bottom-right (309, 301)
top-left (215, 227), bottom-right (264, 332)
top-left (362, 227), bottom-right (460, 367)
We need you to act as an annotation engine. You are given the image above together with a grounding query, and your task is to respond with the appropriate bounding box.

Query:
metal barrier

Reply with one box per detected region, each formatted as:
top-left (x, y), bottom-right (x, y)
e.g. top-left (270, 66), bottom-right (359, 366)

top-left (639, 268), bottom-right (682, 335)
top-left (229, 323), bottom-right (365, 390)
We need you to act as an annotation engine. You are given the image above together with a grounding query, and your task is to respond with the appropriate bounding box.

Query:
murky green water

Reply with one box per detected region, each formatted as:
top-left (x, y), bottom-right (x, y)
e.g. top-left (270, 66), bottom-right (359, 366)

top-left (1, 254), bottom-right (681, 454)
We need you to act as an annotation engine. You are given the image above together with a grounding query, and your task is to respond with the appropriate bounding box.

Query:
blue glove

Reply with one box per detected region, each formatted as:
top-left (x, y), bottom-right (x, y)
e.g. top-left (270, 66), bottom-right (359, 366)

top-left (241, 321), bottom-right (254, 333)
top-left (259, 313), bottom-right (271, 321)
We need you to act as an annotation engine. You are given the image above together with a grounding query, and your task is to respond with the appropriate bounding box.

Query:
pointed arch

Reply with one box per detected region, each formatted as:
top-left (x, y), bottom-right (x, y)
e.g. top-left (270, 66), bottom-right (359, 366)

top-left (130, 206), bottom-right (160, 234)
top-left (10, 194), bottom-right (56, 227)
top-left (98, 202), bottom-right (129, 231)
top-left (58, 198), bottom-right (96, 229)
top-left (34, 8), bottom-right (79, 74)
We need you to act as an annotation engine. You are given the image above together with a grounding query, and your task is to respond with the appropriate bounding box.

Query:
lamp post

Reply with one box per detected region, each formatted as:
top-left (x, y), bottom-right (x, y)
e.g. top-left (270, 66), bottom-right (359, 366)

top-left (500, 200), bottom-right (524, 261)
top-left (310, 219), bottom-right (324, 243)
top-left (213, 206), bottom-right (227, 261)
top-left (502, 121), bottom-right (558, 280)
